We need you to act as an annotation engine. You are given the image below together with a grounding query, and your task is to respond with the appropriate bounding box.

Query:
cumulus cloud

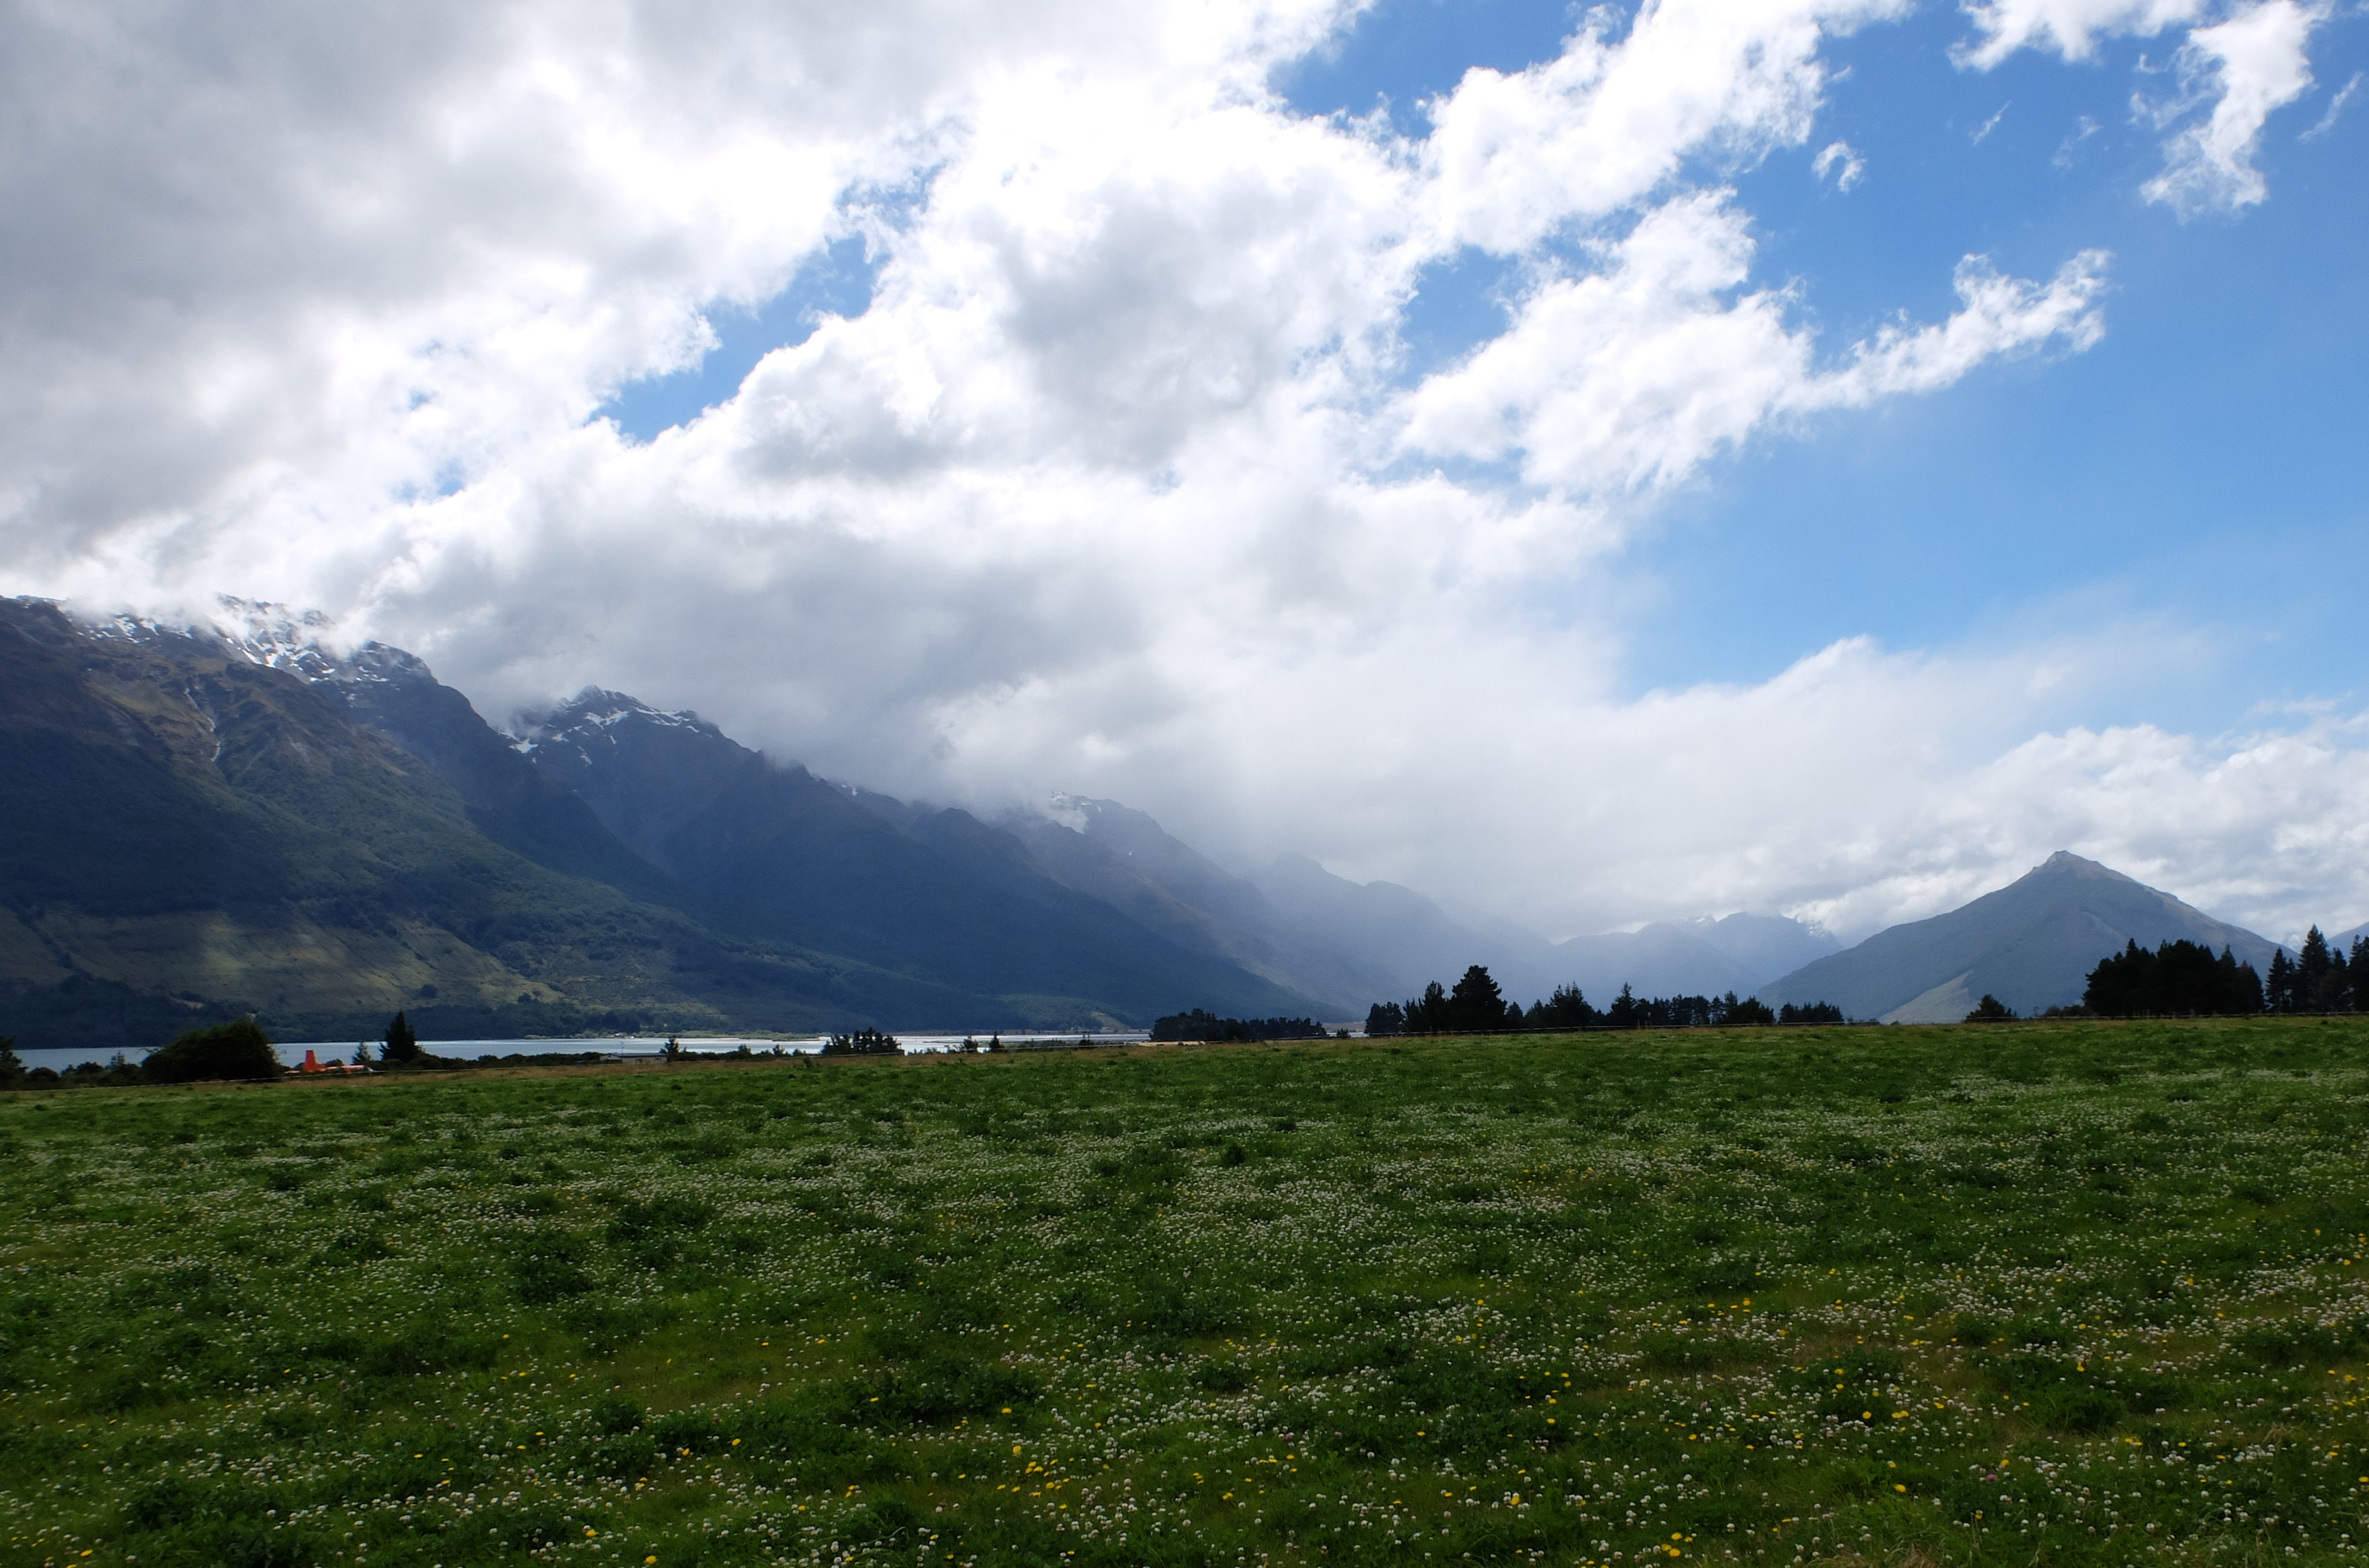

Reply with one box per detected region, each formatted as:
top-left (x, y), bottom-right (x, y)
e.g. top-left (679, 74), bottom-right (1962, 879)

top-left (1958, 0), bottom-right (2208, 67)
top-left (0, 0), bottom-right (2356, 948)
top-left (2140, 0), bottom-right (2326, 216)
top-left (1397, 199), bottom-right (2106, 494)
top-left (1421, 0), bottom-right (1908, 252)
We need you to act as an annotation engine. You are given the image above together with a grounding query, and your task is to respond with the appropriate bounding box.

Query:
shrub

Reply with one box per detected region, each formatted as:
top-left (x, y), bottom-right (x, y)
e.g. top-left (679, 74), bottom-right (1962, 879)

top-left (146, 1019), bottom-right (279, 1083)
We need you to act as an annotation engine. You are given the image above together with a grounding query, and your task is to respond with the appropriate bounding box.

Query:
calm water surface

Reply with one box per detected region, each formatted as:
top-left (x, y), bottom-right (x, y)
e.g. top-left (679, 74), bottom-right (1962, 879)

top-left (17, 1031), bottom-right (1146, 1074)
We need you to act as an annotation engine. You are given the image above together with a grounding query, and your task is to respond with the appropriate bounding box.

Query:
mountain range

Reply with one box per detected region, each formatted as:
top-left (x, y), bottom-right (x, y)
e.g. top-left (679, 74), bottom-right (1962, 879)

top-left (0, 596), bottom-right (2295, 1047)
top-left (0, 599), bottom-right (1316, 1045)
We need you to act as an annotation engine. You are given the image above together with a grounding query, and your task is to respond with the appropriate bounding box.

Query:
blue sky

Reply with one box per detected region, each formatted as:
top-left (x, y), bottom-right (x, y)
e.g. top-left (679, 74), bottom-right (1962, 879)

top-left (592, 0), bottom-right (2367, 741)
top-left (1279, 0), bottom-right (2369, 726)
top-left (602, 236), bottom-right (882, 441)
top-left (13, 0), bottom-right (2369, 939)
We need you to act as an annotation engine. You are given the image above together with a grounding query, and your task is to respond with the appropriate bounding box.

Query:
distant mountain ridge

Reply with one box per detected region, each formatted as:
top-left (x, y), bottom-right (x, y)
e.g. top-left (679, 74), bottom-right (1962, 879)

top-left (515, 691), bottom-right (1318, 1020)
top-left (1760, 851), bottom-right (2276, 1021)
top-left (0, 598), bottom-right (1322, 1046)
top-left (19, 594), bottom-right (2222, 1052)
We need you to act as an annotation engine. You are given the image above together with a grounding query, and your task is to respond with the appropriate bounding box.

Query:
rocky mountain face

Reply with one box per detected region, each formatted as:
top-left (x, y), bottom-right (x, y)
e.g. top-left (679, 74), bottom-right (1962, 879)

top-left (1759, 851), bottom-right (2277, 1021)
top-left (0, 598), bottom-right (1318, 1046)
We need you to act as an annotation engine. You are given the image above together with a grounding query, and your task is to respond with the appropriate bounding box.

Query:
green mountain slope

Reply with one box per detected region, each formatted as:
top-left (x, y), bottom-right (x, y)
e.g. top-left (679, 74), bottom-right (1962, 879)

top-left (0, 600), bottom-right (1318, 1047)
top-left (516, 690), bottom-right (1320, 1020)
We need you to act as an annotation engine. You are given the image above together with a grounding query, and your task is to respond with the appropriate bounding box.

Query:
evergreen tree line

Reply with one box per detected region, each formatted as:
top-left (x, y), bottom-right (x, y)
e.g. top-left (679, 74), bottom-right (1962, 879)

top-left (1149, 1010), bottom-right (1325, 1043)
top-left (1363, 966), bottom-right (1845, 1035)
top-left (2264, 928), bottom-right (2366, 1014)
top-left (2081, 940), bottom-right (2265, 1017)
top-left (2079, 929), bottom-right (2365, 1018)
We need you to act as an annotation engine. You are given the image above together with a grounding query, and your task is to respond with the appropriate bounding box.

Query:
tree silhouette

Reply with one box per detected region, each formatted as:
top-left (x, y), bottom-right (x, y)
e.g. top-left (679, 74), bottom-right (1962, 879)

top-left (2084, 939), bottom-right (2263, 1016)
top-left (146, 1017), bottom-right (280, 1081)
top-left (1525, 984), bottom-right (1595, 1030)
top-left (1447, 965), bottom-right (1511, 1031)
top-left (1723, 993), bottom-right (1777, 1025)
top-left (382, 1009), bottom-right (423, 1064)
top-left (2266, 949), bottom-right (2297, 1014)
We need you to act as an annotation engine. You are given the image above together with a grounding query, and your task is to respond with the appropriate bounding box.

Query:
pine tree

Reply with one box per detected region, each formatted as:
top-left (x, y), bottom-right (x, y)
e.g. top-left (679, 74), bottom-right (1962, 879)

top-left (1404, 981), bottom-right (1449, 1034)
top-left (1447, 965), bottom-right (1508, 1032)
top-left (2266, 949), bottom-right (2296, 1014)
top-left (382, 1009), bottom-right (423, 1063)
top-left (2298, 927), bottom-right (2334, 1013)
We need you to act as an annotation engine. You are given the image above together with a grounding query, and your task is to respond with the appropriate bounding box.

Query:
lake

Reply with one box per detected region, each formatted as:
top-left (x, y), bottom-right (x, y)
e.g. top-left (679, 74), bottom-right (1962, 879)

top-left (15, 1030), bottom-right (1147, 1073)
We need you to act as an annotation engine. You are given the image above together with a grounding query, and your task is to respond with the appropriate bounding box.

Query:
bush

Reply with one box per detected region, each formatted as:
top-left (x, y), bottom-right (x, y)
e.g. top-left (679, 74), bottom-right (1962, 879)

top-left (145, 1019), bottom-right (279, 1083)
top-left (824, 1028), bottom-right (903, 1056)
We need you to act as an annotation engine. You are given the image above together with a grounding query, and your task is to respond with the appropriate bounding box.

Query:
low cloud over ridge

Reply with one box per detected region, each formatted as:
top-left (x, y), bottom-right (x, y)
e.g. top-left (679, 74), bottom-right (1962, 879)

top-left (0, 0), bottom-right (2361, 950)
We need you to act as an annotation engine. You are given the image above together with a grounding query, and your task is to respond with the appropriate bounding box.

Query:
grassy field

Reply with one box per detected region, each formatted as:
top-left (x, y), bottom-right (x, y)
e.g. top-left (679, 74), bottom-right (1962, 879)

top-left (8, 1020), bottom-right (2369, 1568)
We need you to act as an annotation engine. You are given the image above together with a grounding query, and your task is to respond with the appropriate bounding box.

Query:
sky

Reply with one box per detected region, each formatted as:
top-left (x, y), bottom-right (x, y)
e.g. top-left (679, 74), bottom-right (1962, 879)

top-left (3, 0), bottom-right (2366, 946)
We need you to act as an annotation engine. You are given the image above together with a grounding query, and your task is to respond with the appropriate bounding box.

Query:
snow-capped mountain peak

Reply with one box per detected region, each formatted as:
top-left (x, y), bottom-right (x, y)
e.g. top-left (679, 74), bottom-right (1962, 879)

top-left (511, 686), bottom-right (725, 755)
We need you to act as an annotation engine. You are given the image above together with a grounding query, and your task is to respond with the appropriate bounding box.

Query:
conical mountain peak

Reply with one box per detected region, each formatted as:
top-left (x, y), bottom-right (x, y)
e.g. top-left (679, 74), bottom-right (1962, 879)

top-left (1765, 853), bottom-right (2271, 1021)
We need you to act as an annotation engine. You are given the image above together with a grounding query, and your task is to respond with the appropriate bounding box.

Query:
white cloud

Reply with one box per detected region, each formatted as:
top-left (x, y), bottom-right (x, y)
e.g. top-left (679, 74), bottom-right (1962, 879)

top-left (1799, 712), bottom-right (2369, 946)
top-left (1812, 138), bottom-right (1868, 187)
top-left (2302, 69), bottom-right (2361, 138)
top-left (1420, 0), bottom-right (1909, 253)
top-left (1957, 0), bottom-right (2207, 67)
top-left (1, 0), bottom-right (2358, 954)
top-left (1398, 199), bottom-right (2106, 493)
top-left (2140, 0), bottom-right (2325, 215)
top-left (2054, 113), bottom-right (2103, 166)
top-left (1957, 0), bottom-right (2328, 215)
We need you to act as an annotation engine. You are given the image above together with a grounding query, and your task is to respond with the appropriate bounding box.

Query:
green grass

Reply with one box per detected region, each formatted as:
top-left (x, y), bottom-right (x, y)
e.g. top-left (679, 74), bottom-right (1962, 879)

top-left (8, 1019), bottom-right (2369, 1567)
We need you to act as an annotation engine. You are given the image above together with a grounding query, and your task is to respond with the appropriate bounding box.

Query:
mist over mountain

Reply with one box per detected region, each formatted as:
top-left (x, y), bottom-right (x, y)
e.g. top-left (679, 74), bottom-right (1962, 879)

top-left (995, 799), bottom-right (1399, 1013)
top-left (1761, 851), bottom-right (2276, 1022)
top-left (516, 694), bottom-right (1317, 1021)
top-left (12, 594), bottom-right (2278, 1052)
top-left (1682, 914), bottom-right (1844, 988)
